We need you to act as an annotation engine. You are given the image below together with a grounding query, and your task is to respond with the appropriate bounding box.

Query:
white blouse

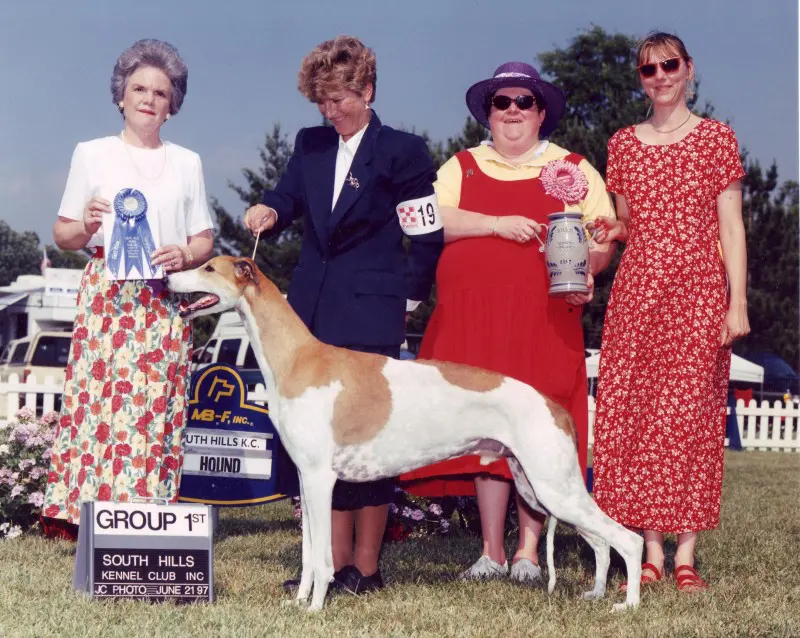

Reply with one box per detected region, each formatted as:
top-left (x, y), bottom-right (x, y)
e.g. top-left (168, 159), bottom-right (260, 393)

top-left (57, 136), bottom-right (214, 247)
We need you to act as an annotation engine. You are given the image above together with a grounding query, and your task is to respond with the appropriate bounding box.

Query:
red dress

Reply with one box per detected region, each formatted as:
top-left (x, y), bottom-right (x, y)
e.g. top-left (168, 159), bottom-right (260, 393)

top-left (400, 151), bottom-right (589, 496)
top-left (592, 120), bottom-right (745, 533)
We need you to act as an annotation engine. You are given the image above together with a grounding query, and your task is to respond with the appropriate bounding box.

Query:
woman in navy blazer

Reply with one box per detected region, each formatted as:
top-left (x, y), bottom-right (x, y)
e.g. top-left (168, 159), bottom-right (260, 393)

top-left (245, 35), bottom-right (443, 594)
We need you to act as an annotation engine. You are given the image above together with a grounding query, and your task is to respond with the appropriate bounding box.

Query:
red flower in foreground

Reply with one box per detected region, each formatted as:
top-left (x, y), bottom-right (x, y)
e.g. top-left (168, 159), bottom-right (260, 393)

top-left (44, 504), bottom-right (61, 518)
top-left (95, 422), bottom-right (110, 443)
top-left (115, 443), bottom-right (132, 457)
top-left (90, 294), bottom-right (104, 315)
top-left (135, 478), bottom-right (148, 497)
top-left (112, 330), bottom-right (127, 349)
top-left (153, 396), bottom-right (167, 414)
top-left (98, 484), bottom-right (112, 501)
top-left (91, 359), bottom-right (106, 381)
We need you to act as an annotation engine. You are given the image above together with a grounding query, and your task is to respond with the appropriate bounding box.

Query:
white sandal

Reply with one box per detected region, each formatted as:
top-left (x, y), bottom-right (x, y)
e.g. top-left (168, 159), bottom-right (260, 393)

top-left (459, 555), bottom-right (509, 580)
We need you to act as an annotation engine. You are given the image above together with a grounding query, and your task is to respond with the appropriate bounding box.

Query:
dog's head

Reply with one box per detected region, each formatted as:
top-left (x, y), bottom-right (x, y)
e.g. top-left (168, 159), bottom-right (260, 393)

top-left (166, 256), bottom-right (259, 320)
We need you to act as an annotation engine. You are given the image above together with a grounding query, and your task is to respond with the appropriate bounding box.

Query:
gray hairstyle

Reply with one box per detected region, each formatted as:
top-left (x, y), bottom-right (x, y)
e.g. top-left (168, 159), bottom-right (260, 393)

top-left (111, 39), bottom-right (188, 115)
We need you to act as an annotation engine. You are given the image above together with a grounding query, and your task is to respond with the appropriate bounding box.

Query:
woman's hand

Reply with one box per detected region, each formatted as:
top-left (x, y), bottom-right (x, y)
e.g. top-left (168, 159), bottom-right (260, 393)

top-left (565, 272), bottom-right (595, 306)
top-left (151, 244), bottom-right (190, 273)
top-left (82, 196), bottom-right (111, 236)
top-left (591, 216), bottom-right (627, 244)
top-left (720, 300), bottom-right (750, 347)
top-left (494, 216), bottom-right (546, 244)
top-left (244, 204), bottom-right (277, 236)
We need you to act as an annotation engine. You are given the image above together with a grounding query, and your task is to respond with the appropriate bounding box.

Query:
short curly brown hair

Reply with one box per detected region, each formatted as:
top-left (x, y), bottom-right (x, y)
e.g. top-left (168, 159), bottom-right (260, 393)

top-left (297, 35), bottom-right (377, 103)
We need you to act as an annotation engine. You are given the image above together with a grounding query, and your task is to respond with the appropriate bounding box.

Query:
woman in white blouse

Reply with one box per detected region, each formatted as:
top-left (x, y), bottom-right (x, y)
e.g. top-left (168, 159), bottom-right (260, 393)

top-left (42, 39), bottom-right (214, 539)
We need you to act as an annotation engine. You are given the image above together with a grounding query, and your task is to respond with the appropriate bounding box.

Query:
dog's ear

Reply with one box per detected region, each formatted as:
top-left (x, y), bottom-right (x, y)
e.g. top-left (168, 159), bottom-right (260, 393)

top-left (233, 259), bottom-right (256, 284)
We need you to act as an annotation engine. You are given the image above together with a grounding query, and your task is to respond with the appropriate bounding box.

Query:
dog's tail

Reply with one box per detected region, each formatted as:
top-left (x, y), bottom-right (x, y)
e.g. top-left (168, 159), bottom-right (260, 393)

top-left (546, 514), bottom-right (558, 594)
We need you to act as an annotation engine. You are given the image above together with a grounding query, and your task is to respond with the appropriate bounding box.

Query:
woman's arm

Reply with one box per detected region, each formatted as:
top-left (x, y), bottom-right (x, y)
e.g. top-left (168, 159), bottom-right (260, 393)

top-left (442, 207), bottom-right (545, 244)
top-left (186, 230), bottom-right (214, 265)
top-left (53, 218), bottom-right (93, 251)
top-left (151, 230), bottom-right (214, 272)
top-left (592, 194), bottom-right (630, 244)
top-left (717, 180), bottom-right (750, 346)
top-left (53, 194), bottom-right (112, 251)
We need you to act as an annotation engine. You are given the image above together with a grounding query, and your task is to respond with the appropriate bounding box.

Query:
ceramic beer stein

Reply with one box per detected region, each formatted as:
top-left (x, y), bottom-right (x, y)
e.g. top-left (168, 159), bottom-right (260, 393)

top-left (533, 212), bottom-right (591, 297)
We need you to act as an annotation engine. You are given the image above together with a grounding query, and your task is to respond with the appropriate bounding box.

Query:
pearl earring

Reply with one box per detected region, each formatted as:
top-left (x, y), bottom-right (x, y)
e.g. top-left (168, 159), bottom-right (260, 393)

top-left (165, 113), bottom-right (171, 121)
top-left (364, 102), bottom-right (369, 110)
top-left (118, 101), bottom-right (124, 112)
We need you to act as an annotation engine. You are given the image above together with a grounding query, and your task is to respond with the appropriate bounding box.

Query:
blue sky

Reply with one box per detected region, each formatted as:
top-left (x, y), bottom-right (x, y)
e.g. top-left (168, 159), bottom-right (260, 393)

top-left (0, 0), bottom-right (797, 243)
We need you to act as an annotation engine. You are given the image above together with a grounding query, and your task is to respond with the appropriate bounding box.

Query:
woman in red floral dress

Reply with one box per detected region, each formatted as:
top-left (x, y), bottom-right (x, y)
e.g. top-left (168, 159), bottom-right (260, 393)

top-left (42, 40), bottom-right (214, 539)
top-left (591, 32), bottom-right (750, 592)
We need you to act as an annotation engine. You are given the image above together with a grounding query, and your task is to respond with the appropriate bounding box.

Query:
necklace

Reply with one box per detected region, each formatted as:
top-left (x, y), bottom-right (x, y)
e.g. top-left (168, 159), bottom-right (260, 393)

top-left (652, 112), bottom-right (692, 134)
top-left (120, 130), bottom-right (167, 180)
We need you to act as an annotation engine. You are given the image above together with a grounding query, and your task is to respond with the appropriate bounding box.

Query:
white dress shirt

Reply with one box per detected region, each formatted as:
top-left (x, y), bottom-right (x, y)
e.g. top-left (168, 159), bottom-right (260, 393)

top-left (331, 122), bottom-right (369, 210)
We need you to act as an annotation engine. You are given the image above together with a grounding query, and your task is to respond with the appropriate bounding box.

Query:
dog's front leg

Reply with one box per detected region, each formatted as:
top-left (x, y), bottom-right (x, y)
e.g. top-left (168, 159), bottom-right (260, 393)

top-left (295, 474), bottom-right (314, 603)
top-left (299, 468), bottom-right (337, 612)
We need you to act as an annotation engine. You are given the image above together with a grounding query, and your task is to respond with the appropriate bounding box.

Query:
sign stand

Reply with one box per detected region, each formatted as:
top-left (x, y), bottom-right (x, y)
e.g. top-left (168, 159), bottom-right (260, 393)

top-left (179, 365), bottom-right (286, 507)
top-left (74, 499), bottom-right (214, 603)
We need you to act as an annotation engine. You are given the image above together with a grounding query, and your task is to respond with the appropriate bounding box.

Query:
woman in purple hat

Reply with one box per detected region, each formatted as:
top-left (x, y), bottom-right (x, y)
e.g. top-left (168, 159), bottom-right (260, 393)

top-left (401, 62), bottom-right (615, 581)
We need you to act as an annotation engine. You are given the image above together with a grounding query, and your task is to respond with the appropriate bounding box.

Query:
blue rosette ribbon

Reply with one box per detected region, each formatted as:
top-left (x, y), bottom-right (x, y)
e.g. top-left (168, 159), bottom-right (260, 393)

top-left (107, 188), bottom-right (158, 278)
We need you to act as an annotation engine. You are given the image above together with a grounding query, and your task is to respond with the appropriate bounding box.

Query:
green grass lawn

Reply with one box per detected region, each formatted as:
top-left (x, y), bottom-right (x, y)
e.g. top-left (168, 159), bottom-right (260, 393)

top-left (1, 452), bottom-right (798, 638)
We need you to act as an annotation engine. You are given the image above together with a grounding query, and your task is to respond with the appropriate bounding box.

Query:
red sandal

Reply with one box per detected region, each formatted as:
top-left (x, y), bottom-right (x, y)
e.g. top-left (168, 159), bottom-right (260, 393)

top-left (619, 562), bottom-right (662, 592)
top-left (674, 565), bottom-right (708, 592)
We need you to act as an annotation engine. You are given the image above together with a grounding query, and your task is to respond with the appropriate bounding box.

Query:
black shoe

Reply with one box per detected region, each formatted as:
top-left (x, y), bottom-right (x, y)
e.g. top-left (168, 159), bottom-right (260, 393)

top-left (282, 565), bottom-right (359, 594)
top-left (352, 568), bottom-right (385, 594)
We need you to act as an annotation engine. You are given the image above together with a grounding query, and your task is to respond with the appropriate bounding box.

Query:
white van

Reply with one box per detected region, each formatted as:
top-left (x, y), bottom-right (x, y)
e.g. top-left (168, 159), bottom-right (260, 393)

top-left (191, 312), bottom-right (258, 372)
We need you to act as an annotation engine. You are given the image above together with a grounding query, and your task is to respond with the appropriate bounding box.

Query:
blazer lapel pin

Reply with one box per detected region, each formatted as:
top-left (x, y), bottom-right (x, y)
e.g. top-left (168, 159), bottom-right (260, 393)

top-left (346, 171), bottom-right (360, 190)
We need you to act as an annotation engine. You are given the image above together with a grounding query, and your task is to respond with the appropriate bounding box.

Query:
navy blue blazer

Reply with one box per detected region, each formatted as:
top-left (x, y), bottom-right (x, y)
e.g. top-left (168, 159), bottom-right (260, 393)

top-left (262, 113), bottom-right (443, 347)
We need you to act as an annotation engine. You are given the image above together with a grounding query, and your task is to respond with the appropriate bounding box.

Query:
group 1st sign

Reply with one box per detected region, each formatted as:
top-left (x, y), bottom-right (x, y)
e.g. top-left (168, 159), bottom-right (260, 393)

top-left (73, 501), bottom-right (213, 603)
top-left (179, 365), bottom-right (286, 506)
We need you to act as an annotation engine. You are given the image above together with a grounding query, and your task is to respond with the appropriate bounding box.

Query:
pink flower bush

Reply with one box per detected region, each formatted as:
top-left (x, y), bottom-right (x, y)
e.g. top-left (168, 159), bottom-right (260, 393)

top-left (0, 408), bottom-right (58, 537)
top-left (540, 159), bottom-right (589, 204)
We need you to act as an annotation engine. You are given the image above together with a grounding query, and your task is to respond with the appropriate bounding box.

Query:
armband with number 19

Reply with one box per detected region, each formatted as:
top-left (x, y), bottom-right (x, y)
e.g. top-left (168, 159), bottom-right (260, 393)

top-left (395, 194), bottom-right (442, 236)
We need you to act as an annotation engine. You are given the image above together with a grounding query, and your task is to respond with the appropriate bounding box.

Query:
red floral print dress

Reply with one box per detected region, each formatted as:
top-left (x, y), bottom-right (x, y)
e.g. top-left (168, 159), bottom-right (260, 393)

top-left (592, 119), bottom-right (745, 533)
top-left (43, 256), bottom-right (191, 526)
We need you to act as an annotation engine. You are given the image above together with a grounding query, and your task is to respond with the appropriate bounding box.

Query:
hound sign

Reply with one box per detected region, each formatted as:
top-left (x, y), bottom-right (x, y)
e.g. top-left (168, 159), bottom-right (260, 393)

top-left (178, 365), bottom-right (286, 506)
top-left (73, 501), bottom-right (213, 603)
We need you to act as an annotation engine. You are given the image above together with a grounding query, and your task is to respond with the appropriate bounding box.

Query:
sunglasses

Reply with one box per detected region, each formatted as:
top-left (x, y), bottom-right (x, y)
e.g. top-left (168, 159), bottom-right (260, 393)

top-left (638, 57), bottom-right (681, 78)
top-left (490, 94), bottom-right (537, 111)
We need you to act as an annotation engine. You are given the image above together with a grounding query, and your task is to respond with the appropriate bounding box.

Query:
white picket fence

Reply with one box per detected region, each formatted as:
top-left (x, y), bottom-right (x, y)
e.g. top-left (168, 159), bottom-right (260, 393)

top-left (586, 395), bottom-right (799, 452)
top-left (2, 375), bottom-right (798, 452)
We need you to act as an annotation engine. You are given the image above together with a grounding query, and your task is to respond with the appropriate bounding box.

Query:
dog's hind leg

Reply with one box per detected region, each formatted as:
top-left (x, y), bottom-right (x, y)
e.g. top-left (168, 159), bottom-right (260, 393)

top-left (298, 468), bottom-right (337, 612)
top-left (575, 528), bottom-right (610, 601)
top-left (525, 475), bottom-right (643, 611)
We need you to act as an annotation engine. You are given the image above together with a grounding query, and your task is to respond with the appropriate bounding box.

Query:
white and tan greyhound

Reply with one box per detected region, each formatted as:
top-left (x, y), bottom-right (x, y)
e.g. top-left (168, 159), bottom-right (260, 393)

top-left (168, 256), bottom-right (643, 612)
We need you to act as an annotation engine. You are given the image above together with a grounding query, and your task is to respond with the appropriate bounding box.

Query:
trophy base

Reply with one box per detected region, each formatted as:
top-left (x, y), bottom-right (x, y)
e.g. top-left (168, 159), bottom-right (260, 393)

top-left (548, 282), bottom-right (589, 297)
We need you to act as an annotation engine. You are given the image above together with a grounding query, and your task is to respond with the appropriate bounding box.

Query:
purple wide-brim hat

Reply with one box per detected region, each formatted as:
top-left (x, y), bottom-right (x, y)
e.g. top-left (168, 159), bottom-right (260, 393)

top-left (465, 61), bottom-right (566, 137)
